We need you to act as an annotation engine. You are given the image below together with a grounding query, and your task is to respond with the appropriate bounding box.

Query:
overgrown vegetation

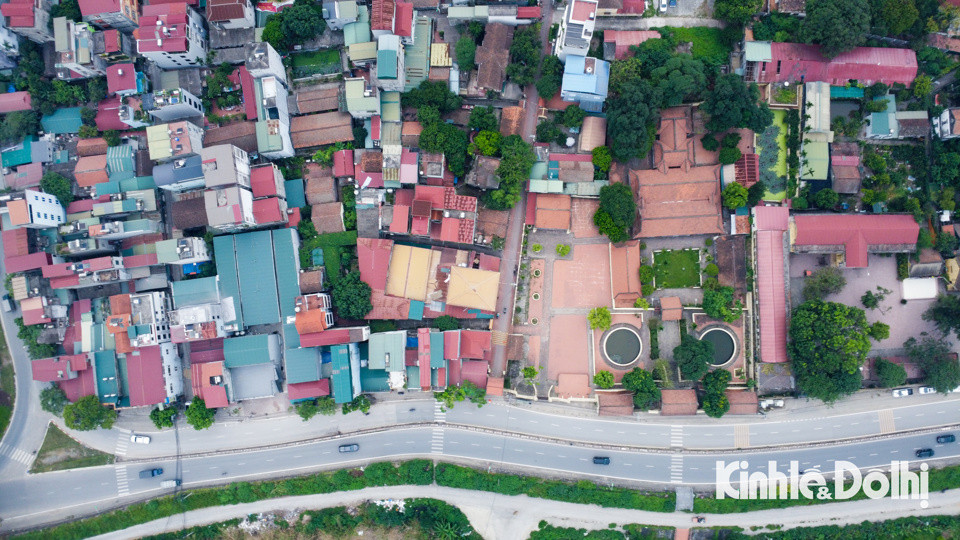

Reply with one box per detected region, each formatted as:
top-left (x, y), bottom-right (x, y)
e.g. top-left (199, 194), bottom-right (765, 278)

top-left (30, 422), bottom-right (115, 473)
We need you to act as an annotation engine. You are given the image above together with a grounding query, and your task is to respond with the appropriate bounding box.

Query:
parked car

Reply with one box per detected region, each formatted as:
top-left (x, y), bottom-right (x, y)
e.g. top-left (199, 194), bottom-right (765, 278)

top-left (669, 0), bottom-right (677, 6)
top-left (130, 434), bottom-right (151, 444)
top-left (937, 434), bottom-right (956, 444)
top-left (338, 444), bottom-right (360, 453)
top-left (919, 386), bottom-right (936, 395)
top-left (916, 448), bottom-right (935, 458)
top-left (139, 468), bottom-right (163, 479)
top-left (593, 456), bottom-right (611, 465)
top-left (659, 0), bottom-right (667, 11)
top-left (892, 388), bottom-right (913, 398)
top-left (160, 479), bottom-right (181, 488)
top-left (1, 294), bottom-right (12, 313)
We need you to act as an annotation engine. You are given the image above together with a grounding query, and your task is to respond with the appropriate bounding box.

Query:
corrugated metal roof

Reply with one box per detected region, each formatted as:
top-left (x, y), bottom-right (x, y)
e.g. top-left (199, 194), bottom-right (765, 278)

top-left (367, 330), bottom-right (406, 371)
top-left (236, 230), bottom-right (281, 326)
top-left (273, 229), bottom-right (300, 319)
top-left (330, 344), bottom-right (355, 403)
top-left (754, 205), bottom-right (789, 364)
top-left (284, 347), bottom-right (322, 384)
top-left (224, 334), bottom-right (273, 368)
top-left (171, 276), bottom-right (220, 308)
top-left (213, 235), bottom-right (244, 328)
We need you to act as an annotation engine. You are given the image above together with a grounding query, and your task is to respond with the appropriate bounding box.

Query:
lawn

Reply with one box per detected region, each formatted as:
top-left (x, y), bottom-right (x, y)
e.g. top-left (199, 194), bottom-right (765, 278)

top-left (664, 27), bottom-right (732, 65)
top-left (289, 49), bottom-right (341, 77)
top-left (0, 331), bottom-right (13, 440)
top-left (653, 249), bottom-right (702, 289)
top-left (30, 423), bottom-right (115, 473)
top-left (756, 109), bottom-right (788, 201)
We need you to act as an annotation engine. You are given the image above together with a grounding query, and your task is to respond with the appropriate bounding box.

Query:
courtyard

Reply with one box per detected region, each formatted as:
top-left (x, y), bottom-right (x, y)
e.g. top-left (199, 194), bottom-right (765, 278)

top-left (653, 249), bottom-right (702, 289)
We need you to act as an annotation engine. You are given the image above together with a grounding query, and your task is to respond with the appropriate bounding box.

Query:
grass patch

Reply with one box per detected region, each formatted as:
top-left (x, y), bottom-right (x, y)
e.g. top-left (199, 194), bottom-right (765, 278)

top-left (0, 330), bottom-right (14, 440)
top-left (29, 423), bottom-right (115, 473)
top-left (289, 49), bottom-right (341, 77)
top-left (756, 110), bottom-right (788, 201)
top-left (298, 230), bottom-right (358, 282)
top-left (653, 249), bottom-right (701, 289)
top-left (665, 27), bottom-right (732, 65)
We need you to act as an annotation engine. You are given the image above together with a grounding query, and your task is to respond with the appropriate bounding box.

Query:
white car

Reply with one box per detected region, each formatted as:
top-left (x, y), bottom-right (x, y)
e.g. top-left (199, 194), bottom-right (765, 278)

top-left (130, 434), bottom-right (151, 444)
top-left (659, 0), bottom-right (667, 11)
top-left (919, 386), bottom-right (936, 395)
top-left (892, 388), bottom-right (914, 398)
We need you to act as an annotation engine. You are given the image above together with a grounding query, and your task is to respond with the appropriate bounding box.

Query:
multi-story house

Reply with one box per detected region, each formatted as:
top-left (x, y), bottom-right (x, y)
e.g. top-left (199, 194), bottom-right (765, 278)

top-left (0, 0), bottom-right (53, 44)
top-left (206, 0), bottom-right (255, 29)
top-left (80, 0), bottom-right (139, 32)
top-left (134, 3), bottom-right (207, 70)
top-left (554, 0), bottom-right (597, 61)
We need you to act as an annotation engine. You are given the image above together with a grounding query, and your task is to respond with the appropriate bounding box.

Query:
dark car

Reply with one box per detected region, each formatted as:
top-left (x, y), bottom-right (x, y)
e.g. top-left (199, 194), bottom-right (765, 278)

top-left (593, 456), bottom-right (611, 465)
top-left (139, 467), bottom-right (163, 479)
top-left (916, 448), bottom-right (935, 458)
top-left (937, 434), bottom-right (956, 444)
top-left (338, 444), bottom-right (360, 453)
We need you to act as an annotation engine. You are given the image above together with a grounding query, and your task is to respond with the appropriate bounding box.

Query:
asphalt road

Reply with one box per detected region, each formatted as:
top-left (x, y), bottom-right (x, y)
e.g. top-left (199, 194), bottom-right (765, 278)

top-left (3, 425), bottom-right (958, 531)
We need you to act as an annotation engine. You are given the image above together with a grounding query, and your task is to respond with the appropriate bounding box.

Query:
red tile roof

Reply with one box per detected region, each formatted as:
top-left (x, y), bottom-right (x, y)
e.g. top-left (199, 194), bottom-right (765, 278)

top-left (660, 388), bottom-right (698, 415)
top-left (192, 361), bottom-right (229, 408)
top-left (0, 0), bottom-right (36, 28)
top-left (288, 379), bottom-right (331, 400)
top-left (125, 346), bottom-right (167, 407)
top-left (238, 66), bottom-right (257, 120)
top-left (603, 30), bottom-right (660, 60)
top-left (516, 6), bottom-right (541, 18)
top-left (792, 214), bottom-right (919, 268)
top-left (106, 64), bottom-right (136, 95)
top-left (734, 153), bottom-right (760, 188)
top-left (725, 389), bottom-right (759, 415)
top-left (758, 43), bottom-right (918, 86)
top-left (371, 0), bottom-right (395, 31)
top-left (207, 0), bottom-right (247, 21)
top-left (333, 149), bottom-right (355, 177)
top-left (389, 204), bottom-right (409, 233)
top-left (2, 228), bottom-right (29, 258)
top-left (755, 206), bottom-right (789, 364)
top-left (417, 327), bottom-right (432, 391)
top-left (252, 197), bottom-right (284, 224)
top-left (250, 165), bottom-right (279, 198)
top-left (6, 252), bottom-right (51, 273)
top-left (0, 91), bottom-right (31, 113)
top-left (75, 154), bottom-right (109, 187)
top-left (393, 1), bottom-right (412, 36)
top-left (76, 137), bottom-right (109, 157)
top-left (57, 367), bottom-right (97, 402)
top-left (357, 237), bottom-right (393, 291)
top-left (79, 0), bottom-right (123, 16)
top-left (459, 329), bottom-right (491, 360)
top-left (135, 3), bottom-right (190, 54)
top-left (124, 253), bottom-right (159, 268)
top-left (461, 360), bottom-right (488, 389)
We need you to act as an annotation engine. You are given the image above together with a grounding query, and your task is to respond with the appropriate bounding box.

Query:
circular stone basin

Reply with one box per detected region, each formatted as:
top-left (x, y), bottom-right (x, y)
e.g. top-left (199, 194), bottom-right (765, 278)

top-left (700, 327), bottom-right (736, 366)
top-left (602, 326), bottom-right (643, 367)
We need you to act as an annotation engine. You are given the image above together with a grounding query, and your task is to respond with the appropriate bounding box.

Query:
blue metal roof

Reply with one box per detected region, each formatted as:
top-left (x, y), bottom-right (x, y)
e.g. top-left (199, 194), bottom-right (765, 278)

top-left (408, 300), bottom-right (424, 320)
top-left (284, 179), bottom-right (306, 208)
top-left (171, 276), bottom-right (220, 308)
top-left (214, 235), bottom-right (244, 328)
top-left (41, 107), bottom-right (83, 134)
top-left (284, 347), bottom-right (322, 384)
top-left (272, 229), bottom-right (300, 319)
top-left (224, 334), bottom-right (273, 368)
top-left (430, 331), bottom-right (445, 368)
top-left (330, 344), bottom-right (355, 403)
top-left (561, 56), bottom-right (610, 97)
top-left (235, 230), bottom-right (281, 326)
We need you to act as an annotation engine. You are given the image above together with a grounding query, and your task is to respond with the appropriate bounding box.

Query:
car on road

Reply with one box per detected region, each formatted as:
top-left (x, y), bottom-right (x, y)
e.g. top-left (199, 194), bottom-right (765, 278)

top-left (139, 468), bottom-right (163, 479)
top-left (892, 388), bottom-right (913, 397)
top-left (593, 456), bottom-right (611, 465)
top-left (916, 448), bottom-right (935, 458)
top-left (130, 434), bottom-right (151, 444)
top-left (338, 444), bottom-right (360, 453)
top-left (160, 479), bottom-right (181, 488)
top-left (919, 386), bottom-right (936, 395)
top-left (937, 434), bottom-right (956, 444)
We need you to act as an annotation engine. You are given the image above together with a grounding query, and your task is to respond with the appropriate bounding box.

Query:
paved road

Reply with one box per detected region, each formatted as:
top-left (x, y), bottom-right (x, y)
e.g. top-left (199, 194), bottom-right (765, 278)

top-left (3, 424), bottom-right (957, 532)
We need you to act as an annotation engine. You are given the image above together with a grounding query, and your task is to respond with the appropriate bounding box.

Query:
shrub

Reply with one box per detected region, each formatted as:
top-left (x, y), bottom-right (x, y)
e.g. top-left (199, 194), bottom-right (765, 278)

top-left (642, 283), bottom-right (654, 296)
top-left (588, 307), bottom-right (612, 331)
top-left (40, 386), bottom-right (68, 416)
top-left (634, 298), bottom-right (650, 309)
top-left (638, 265), bottom-right (654, 284)
top-left (701, 134), bottom-right (719, 151)
top-left (705, 238), bottom-right (713, 246)
top-left (718, 146), bottom-right (742, 165)
top-left (802, 266), bottom-right (846, 301)
top-left (869, 321), bottom-right (891, 341)
top-left (593, 370), bottom-right (615, 389)
top-left (622, 368), bottom-right (661, 409)
top-left (703, 285), bottom-right (742, 322)
top-left (704, 263), bottom-right (719, 277)
top-left (432, 315), bottom-right (461, 331)
top-left (532, 243), bottom-right (543, 252)
top-left (556, 244), bottom-right (571, 257)
top-left (149, 407), bottom-right (177, 429)
top-left (63, 395), bottom-right (117, 431)
top-left (875, 358), bottom-right (907, 388)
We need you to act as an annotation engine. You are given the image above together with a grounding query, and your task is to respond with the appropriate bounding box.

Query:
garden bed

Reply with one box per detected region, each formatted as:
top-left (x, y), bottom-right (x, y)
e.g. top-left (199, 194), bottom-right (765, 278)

top-left (289, 49), bottom-right (341, 78)
top-left (653, 249), bottom-right (701, 289)
top-left (756, 109), bottom-right (788, 200)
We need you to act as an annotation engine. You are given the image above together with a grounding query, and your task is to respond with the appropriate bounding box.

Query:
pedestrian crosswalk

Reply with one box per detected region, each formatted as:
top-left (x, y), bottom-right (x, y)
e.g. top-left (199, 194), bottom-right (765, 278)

top-left (114, 431), bottom-right (129, 456)
top-left (432, 400), bottom-right (445, 454)
top-left (115, 465), bottom-right (129, 497)
top-left (0, 443), bottom-right (32, 465)
top-left (879, 409), bottom-right (896, 434)
top-left (734, 425), bottom-right (750, 449)
top-left (434, 399), bottom-right (447, 423)
top-left (670, 425), bottom-right (683, 448)
top-left (669, 454), bottom-right (683, 484)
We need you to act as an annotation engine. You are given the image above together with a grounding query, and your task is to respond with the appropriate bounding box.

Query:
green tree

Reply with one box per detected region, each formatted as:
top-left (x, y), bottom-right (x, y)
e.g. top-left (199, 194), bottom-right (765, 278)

top-left (719, 146), bottom-right (743, 165)
top-left (86, 77), bottom-right (107, 104)
top-left (609, 57), bottom-right (645, 95)
top-left (185, 398), bottom-right (216, 430)
top-left (535, 121), bottom-right (562, 143)
top-left (332, 271), bottom-right (373, 320)
top-left (506, 25), bottom-right (542, 85)
top-left (861, 286), bottom-right (891, 310)
top-left (51, 0), bottom-right (82, 21)
top-left (651, 55), bottom-right (707, 107)
top-left (869, 321), bottom-right (891, 341)
top-left (63, 395), bottom-right (117, 431)
top-left (14, 317), bottom-right (57, 359)
top-left (588, 307), bottom-right (612, 331)
top-left (874, 358), bottom-right (907, 388)
top-left (814, 188), bottom-right (839, 209)
top-left (702, 393), bottom-right (730, 418)
top-left (607, 80), bottom-right (662, 162)
top-left (455, 35), bottom-right (477, 72)
top-left (920, 295), bottom-right (960, 338)
top-left (317, 396), bottom-right (337, 415)
top-left (40, 385), bottom-right (68, 416)
top-left (486, 135), bottom-right (534, 209)
top-left (262, 0), bottom-right (327, 52)
top-left (594, 183), bottom-right (637, 243)
top-left (432, 315), bottom-right (461, 331)
top-left (638, 265), bottom-right (654, 284)
top-left (40, 172), bottom-right (74, 207)
top-left (675, 334), bottom-right (714, 381)
top-left (701, 74), bottom-right (773, 134)
top-left (593, 370), bottom-right (615, 389)
top-left (907, 336), bottom-right (960, 393)
top-left (802, 266), bottom-right (846, 301)
top-left (621, 368), bottom-right (661, 409)
top-left (467, 106), bottom-right (498, 132)
top-left (561, 105), bottom-right (587, 129)
top-left (801, 0), bottom-right (871, 58)
top-left (149, 407), bottom-right (177, 429)
top-left (722, 183), bottom-right (749, 209)
top-left (593, 209), bottom-right (629, 243)
top-left (469, 130), bottom-right (501, 156)
top-left (878, 0), bottom-right (919, 35)
top-left (702, 369), bottom-right (732, 395)
top-left (78, 125), bottom-right (98, 139)
top-left (535, 55), bottom-right (564, 100)
top-left (747, 180), bottom-right (768, 207)
top-left (592, 146), bottom-right (612, 172)
top-left (0, 111), bottom-right (39, 143)
top-left (103, 130), bottom-right (121, 147)
top-left (789, 300), bottom-right (871, 402)
top-left (913, 74), bottom-right (933, 98)
top-left (403, 81), bottom-right (463, 114)
top-left (704, 263), bottom-right (720, 277)
top-left (703, 285), bottom-right (743, 322)
top-left (295, 399), bottom-right (320, 421)
top-left (714, 0), bottom-right (762, 23)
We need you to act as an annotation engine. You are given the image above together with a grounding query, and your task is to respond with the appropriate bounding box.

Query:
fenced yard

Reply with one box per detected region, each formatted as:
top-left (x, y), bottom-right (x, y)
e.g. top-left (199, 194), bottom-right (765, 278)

top-left (290, 49), bottom-right (342, 79)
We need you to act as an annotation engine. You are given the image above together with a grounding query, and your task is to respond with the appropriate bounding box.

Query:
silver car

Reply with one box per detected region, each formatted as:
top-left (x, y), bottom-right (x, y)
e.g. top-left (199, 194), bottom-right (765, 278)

top-left (130, 434), bottom-right (151, 444)
top-left (892, 388), bottom-right (913, 398)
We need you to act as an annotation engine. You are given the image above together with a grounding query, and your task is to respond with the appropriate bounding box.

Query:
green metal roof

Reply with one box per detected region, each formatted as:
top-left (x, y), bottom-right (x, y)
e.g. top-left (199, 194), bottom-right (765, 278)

top-left (95, 180), bottom-right (121, 195)
top-left (380, 91), bottom-right (401, 122)
top-left (1, 135), bottom-right (34, 168)
top-left (377, 49), bottom-right (398, 78)
top-left (256, 120), bottom-right (284, 152)
top-left (283, 323), bottom-right (301, 349)
top-left (359, 366), bottom-right (390, 393)
top-left (236, 230), bottom-right (281, 326)
top-left (224, 334), bottom-right (273, 368)
top-left (214, 235), bottom-right (244, 328)
top-left (94, 350), bottom-right (119, 405)
top-left (41, 107), bottom-right (83, 134)
top-left (564, 180), bottom-right (608, 197)
top-left (155, 239), bottom-right (181, 264)
top-left (272, 228), bottom-right (300, 319)
top-left (330, 344), bottom-right (354, 403)
top-left (800, 139), bottom-right (830, 180)
top-left (430, 331), bottom-right (445, 368)
top-left (403, 17), bottom-right (432, 92)
top-left (285, 347), bottom-right (322, 384)
top-left (367, 330), bottom-right (406, 371)
top-left (830, 86), bottom-right (864, 99)
top-left (285, 179), bottom-right (306, 209)
top-left (343, 5), bottom-right (370, 46)
top-left (107, 145), bottom-right (134, 173)
top-left (529, 179), bottom-right (564, 193)
top-left (171, 276), bottom-right (220, 308)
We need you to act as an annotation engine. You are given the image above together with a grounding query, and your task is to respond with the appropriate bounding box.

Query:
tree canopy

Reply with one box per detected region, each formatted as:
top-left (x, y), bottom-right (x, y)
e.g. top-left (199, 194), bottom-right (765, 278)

top-left (432, 315), bottom-right (461, 331)
top-left (701, 74), bottom-right (773, 134)
top-left (606, 80), bottom-right (662, 162)
top-left (594, 183), bottom-right (637, 243)
top-left (703, 285), bottom-right (743, 323)
top-left (593, 370), bottom-right (615, 389)
top-left (149, 407), bottom-right (177, 429)
top-left (467, 106), bottom-right (498, 132)
top-left (907, 337), bottom-right (960, 393)
top-left (592, 147), bottom-right (612, 173)
top-left (536, 55), bottom-right (565, 101)
top-left (802, 266), bottom-right (846, 301)
top-left (40, 385), bottom-right (68, 415)
top-left (485, 135), bottom-right (534, 210)
top-left (714, 0), bottom-right (763, 23)
top-left (924, 295), bottom-right (960, 338)
top-left (650, 55), bottom-right (707, 107)
top-left (262, 0), bottom-right (327, 52)
top-left (801, 0), bottom-right (871, 58)
top-left (506, 25), bottom-right (542, 86)
top-left (332, 271), bottom-right (373, 320)
top-left (40, 172), bottom-right (74, 208)
top-left (455, 35), bottom-right (477, 73)
top-left (722, 183), bottom-right (748, 209)
top-left (701, 369), bottom-right (732, 418)
top-left (874, 358), bottom-right (907, 388)
top-left (63, 395), bottom-right (117, 431)
top-left (0, 111), bottom-right (39, 143)
top-left (622, 368), bottom-right (661, 409)
top-left (402, 81), bottom-right (463, 114)
top-left (588, 307), bottom-right (612, 331)
top-left (186, 398), bottom-right (216, 430)
top-left (789, 300), bottom-right (871, 402)
top-left (675, 334), bottom-right (714, 381)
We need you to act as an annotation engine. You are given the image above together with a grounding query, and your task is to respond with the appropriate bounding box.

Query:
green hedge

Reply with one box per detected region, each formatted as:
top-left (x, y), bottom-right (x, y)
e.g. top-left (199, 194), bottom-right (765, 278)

top-left (434, 464), bottom-right (675, 512)
top-left (727, 514), bottom-right (960, 539)
top-left (15, 460), bottom-right (434, 540)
